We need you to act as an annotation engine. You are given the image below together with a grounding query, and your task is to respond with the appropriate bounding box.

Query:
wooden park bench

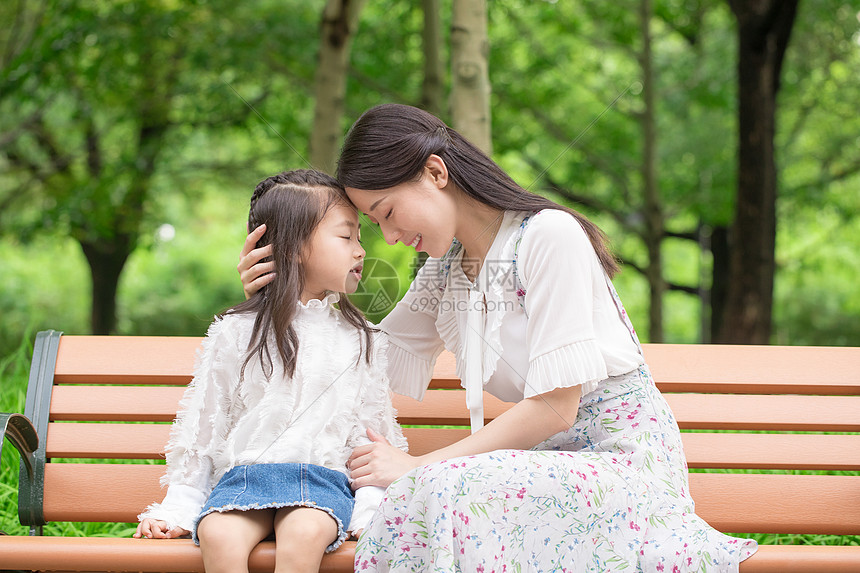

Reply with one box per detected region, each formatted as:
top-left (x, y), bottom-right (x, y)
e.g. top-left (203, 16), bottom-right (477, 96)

top-left (1, 330), bottom-right (859, 572)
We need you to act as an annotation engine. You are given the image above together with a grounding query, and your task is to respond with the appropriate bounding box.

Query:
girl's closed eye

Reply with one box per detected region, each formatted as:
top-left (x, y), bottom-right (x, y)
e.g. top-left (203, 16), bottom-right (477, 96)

top-left (341, 234), bottom-right (362, 244)
top-left (384, 209), bottom-right (392, 220)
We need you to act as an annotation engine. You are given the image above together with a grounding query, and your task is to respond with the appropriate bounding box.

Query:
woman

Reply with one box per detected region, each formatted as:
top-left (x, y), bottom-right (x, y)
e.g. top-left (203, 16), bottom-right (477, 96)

top-left (239, 104), bottom-right (757, 571)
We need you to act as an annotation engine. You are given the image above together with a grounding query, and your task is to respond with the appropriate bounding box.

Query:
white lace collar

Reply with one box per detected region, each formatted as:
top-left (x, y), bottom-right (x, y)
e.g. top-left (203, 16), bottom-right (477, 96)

top-left (297, 291), bottom-right (340, 311)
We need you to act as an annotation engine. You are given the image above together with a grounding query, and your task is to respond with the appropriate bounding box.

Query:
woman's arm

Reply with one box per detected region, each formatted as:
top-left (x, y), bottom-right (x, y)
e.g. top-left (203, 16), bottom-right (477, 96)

top-left (348, 383), bottom-right (581, 488)
top-left (238, 224), bottom-right (276, 299)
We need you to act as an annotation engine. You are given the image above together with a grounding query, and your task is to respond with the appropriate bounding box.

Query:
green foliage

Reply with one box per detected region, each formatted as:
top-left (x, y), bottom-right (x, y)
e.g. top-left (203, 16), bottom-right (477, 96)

top-left (1, 0), bottom-right (859, 346)
top-left (0, 237), bottom-right (90, 354)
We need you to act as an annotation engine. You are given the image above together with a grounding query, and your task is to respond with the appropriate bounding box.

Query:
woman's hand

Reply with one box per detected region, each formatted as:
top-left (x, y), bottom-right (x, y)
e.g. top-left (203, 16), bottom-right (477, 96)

top-left (348, 429), bottom-right (422, 489)
top-left (134, 519), bottom-right (189, 539)
top-left (238, 224), bottom-right (276, 299)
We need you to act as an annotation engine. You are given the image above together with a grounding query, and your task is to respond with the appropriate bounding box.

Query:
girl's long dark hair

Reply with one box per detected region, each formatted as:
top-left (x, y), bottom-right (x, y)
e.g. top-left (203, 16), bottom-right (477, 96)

top-left (225, 169), bottom-right (376, 380)
top-left (337, 103), bottom-right (619, 277)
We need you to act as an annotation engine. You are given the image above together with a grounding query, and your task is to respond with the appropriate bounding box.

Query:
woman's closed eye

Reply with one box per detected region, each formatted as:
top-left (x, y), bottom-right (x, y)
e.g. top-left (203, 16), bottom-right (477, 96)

top-left (384, 209), bottom-right (392, 220)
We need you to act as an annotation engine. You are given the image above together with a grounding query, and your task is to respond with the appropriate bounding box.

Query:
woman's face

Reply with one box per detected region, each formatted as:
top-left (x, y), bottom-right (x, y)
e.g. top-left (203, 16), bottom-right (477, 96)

top-left (345, 156), bottom-right (458, 259)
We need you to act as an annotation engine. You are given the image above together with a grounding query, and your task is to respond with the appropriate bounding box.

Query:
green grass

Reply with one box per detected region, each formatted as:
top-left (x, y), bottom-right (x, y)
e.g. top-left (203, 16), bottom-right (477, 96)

top-left (1, 333), bottom-right (857, 546)
top-left (1, 332), bottom-right (31, 536)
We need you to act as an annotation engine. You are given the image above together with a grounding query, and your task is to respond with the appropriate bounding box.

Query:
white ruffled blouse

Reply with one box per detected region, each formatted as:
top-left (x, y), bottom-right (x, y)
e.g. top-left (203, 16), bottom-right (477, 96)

top-left (139, 293), bottom-right (407, 533)
top-left (380, 209), bottom-right (644, 431)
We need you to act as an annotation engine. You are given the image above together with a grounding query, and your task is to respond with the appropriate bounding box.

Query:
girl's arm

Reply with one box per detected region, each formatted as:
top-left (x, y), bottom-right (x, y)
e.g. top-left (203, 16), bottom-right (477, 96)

top-left (348, 383), bottom-right (581, 489)
top-left (138, 318), bottom-right (242, 532)
top-left (347, 340), bottom-right (411, 528)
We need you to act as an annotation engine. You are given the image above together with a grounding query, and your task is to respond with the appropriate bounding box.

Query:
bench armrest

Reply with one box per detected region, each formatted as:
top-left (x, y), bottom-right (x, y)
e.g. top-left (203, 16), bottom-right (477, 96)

top-left (1, 413), bottom-right (38, 479)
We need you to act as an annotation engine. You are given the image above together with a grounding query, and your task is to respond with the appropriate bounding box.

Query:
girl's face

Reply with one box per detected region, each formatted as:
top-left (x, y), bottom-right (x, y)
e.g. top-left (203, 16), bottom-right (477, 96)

top-left (345, 155), bottom-right (458, 259)
top-left (301, 201), bottom-right (366, 302)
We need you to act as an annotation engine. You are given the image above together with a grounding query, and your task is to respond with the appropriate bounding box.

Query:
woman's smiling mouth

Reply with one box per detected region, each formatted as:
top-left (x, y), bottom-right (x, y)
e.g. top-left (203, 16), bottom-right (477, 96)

top-left (407, 234), bottom-right (422, 249)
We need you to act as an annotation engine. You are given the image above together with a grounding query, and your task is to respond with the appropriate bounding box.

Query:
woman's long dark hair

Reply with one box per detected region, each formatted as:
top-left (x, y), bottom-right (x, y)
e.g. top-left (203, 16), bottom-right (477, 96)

top-left (337, 103), bottom-right (619, 277)
top-left (225, 169), bottom-right (376, 380)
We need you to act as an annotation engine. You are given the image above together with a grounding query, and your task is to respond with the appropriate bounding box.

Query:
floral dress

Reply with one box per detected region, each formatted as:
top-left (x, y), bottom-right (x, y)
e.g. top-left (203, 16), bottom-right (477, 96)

top-left (356, 210), bottom-right (757, 571)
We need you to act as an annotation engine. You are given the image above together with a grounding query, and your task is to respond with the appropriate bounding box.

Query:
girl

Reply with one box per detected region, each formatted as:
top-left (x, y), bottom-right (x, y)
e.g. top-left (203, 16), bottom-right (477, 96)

top-left (137, 169), bottom-right (407, 573)
top-left (239, 106), bottom-right (758, 571)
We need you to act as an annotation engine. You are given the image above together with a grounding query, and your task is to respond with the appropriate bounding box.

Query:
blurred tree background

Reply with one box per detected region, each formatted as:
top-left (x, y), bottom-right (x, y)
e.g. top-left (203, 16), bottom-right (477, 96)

top-left (1, 0), bottom-right (858, 358)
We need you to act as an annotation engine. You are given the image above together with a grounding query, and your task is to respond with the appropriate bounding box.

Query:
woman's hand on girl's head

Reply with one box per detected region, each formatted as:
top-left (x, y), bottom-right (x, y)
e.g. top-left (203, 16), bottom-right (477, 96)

top-left (348, 428), bottom-right (421, 489)
top-left (134, 518), bottom-right (189, 539)
top-left (238, 224), bottom-right (276, 299)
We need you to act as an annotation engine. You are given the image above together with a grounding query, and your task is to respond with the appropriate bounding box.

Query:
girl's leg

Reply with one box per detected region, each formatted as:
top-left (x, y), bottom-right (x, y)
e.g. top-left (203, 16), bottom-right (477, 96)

top-left (197, 509), bottom-right (275, 573)
top-left (272, 507), bottom-right (338, 573)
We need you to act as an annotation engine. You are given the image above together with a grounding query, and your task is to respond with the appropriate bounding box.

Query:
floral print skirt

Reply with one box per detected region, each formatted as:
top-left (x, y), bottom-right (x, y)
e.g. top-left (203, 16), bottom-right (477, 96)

top-left (355, 365), bottom-right (757, 572)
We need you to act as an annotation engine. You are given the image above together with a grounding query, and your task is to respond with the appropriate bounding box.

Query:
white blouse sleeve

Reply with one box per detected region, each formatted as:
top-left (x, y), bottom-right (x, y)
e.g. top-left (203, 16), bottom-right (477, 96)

top-left (348, 334), bottom-right (409, 453)
top-left (379, 259), bottom-right (447, 400)
top-left (346, 334), bottom-right (409, 533)
top-left (138, 317), bottom-right (243, 532)
top-left (349, 486), bottom-right (386, 533)
top-left (517, 210), bottom-right (609, 399)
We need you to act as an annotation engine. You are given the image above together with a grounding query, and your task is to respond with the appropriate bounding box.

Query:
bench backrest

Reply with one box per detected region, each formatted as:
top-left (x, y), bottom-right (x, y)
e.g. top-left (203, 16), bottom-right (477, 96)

top-left (17, 331), bottom-right (860, 536)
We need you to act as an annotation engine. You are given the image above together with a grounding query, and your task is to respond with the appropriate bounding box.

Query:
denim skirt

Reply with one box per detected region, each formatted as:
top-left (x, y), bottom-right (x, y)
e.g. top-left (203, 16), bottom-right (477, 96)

top-left (193, 463), bottom-right (354, 552)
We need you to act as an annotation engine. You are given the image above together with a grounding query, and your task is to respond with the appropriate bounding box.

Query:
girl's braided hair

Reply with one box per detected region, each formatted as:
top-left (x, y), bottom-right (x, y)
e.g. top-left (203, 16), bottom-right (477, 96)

top-left (226, 169), bottom-right (376, 380)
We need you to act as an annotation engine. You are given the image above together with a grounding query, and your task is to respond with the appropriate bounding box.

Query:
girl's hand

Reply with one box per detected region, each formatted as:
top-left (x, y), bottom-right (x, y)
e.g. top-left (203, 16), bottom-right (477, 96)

top-left (134, 518), bottom-right (189, 539)
top-left (238, 224), bottom-right (276, 299)
top-left (348, 429), bottom-right (422, 489)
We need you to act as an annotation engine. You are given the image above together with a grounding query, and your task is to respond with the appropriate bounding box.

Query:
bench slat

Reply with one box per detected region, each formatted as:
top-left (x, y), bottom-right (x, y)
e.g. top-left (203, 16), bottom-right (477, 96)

top-left (42, 464), bottom-right (860, 535)
top-left (44, 423), bottom-right (860, 471)
top-left (0, 536), bottom-right (355, 573)
top-left (52, 336), bottom-right (464, 388)
top-left (50, 386), bottom-right (182, 422)
top-left (404, 427), bottom-right (860, 471)
top-left (52, 338), bottom-right (860, 396)
top-left (49, 385), bottom-right (860, 432)
top-left (740, 545), bottom-right (860, 573)
top-left (667, 394), bottom-right (860, 432)
top-left (47, 386), bottom-right (517, 424)
top-left (54, 336), bottom-right (202, 385)
top-left (643, 344), bottom-right (860, 395)
top-left (46, 423), bottom-right (171, 459)
top-left (680, 432), bottom-right (860, 471)
top-left (2, 531), bottom-right (859, 573)
top-left (688, 472), bottom-right (860, 535)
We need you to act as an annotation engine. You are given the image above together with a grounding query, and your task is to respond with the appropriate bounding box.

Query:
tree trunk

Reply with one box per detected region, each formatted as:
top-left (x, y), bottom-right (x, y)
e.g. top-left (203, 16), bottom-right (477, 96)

top-left (310, 0), bottom-right (366, 174)
top-left (639, 0), bottom-right (664, 342)
top-left (709, 224), bottom-right (730, 342)
top-left (450, 0), bottom-right (491, 154)
top-left (718, 0), bottom-right (798, 344)
top-left (80, 237), bottom-right (131, 335)
top-left (421, 0), bottom-right (445, 117)
top-left (76, 41), bottom-right (173, 335)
